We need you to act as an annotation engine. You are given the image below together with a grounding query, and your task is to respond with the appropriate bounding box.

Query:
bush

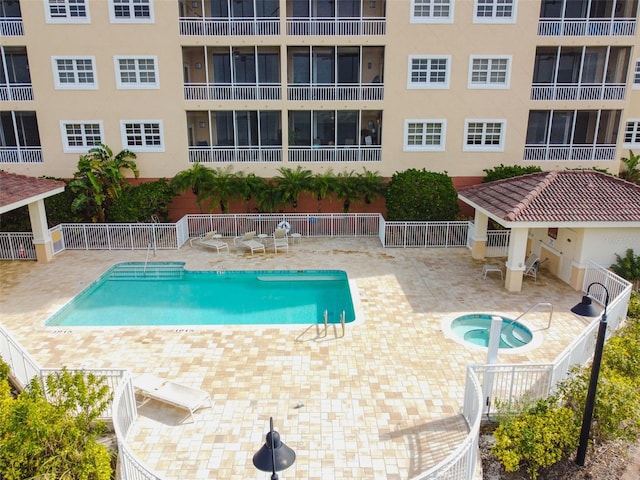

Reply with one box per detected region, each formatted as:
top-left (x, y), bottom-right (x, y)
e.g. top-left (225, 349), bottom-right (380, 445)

top-left (482, 164), bottom-right (542, 183)
top-left (385, 169), bottom-right (458, 221)
top-left (107, 178), bottom-right (175, 222)
top-left (492, 400), bottom-right (579, 480)
top-left (610, 248), bottom-right (640, 292)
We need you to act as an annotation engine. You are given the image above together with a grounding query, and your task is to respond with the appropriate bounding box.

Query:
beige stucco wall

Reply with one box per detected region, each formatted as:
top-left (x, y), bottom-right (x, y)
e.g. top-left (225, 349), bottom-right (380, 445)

top-left (3, 0), bottom-right (640, 180)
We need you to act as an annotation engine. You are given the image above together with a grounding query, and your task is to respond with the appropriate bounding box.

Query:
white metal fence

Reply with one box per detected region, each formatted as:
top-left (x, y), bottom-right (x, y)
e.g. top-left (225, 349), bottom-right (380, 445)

top-left (381, 220), bottom-right (471, 248)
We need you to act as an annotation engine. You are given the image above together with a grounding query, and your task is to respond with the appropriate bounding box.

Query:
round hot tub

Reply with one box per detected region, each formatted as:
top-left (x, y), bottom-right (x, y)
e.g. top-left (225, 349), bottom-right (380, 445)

top-left (449, 314), bottom-right (533, 349)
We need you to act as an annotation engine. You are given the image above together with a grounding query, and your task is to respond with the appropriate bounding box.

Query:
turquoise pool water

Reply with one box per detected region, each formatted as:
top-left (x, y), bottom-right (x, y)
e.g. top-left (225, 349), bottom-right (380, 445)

top-left (46, 263), bottom-right (356, 327)
top-left (450, 314), bottom-right (533, 349)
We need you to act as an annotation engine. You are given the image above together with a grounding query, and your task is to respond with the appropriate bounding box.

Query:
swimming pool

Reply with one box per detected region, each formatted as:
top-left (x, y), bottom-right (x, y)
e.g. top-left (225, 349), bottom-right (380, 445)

top-left (46, 262), bottom-right (356, 327)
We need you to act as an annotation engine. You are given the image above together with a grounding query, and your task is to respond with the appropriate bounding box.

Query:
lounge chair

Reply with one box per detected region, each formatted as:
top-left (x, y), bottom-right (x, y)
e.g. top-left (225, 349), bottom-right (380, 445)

top-left (132, 373), bottom-right (212, 422)
top-left (190, 231), bottom-right (228, 253)
top-left (273, 228), bottom-right (289, 253)
top-left (234, 231), bottom-right (265, 255)
top-left (523, 253), bottom-right (540, 281)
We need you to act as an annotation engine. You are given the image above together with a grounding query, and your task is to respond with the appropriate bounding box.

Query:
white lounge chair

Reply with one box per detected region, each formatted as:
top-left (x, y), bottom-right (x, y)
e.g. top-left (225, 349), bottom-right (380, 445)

top-left (523, 253), bottom-right (540, 282)
top-left (234, 231), bottom-right (265, 255)
top-left (132, 373), bottom-right (212, 422)
top-left (190, 231), bottom-right (228, 253)
top-left (273, 228), bottom-right (288, 254)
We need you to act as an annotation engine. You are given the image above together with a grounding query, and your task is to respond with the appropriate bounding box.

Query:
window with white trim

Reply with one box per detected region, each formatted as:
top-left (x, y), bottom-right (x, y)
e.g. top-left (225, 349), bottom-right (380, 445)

top-left (404, 120), bottom-right (446, 151)
top-left (468, 56), bottom-right (511, 88)
top-left (61, 121), bottom-right (103, 152)
top-left (109, 0), bottom-right (153, 23)
top-left (114, 56), bottom-right (158, 89)
top-left (411, 0), bottom-right (453, 23)
top-left (52, 57), bottom-right (97, 89)
top-left (121, 120), bottom-right (164, 151)
top-left (634, 60), bottom-right (640, 89)
top-left (473, 0), bottom-right (516, 23)
top-left (408, 56), bottom-right (450, 88)
top-left (45, 0), bottom-right (89, 23)
top-left (623, 120), bottom-right (640, 146)
top-left (464, 120), bottom-right (505, 151)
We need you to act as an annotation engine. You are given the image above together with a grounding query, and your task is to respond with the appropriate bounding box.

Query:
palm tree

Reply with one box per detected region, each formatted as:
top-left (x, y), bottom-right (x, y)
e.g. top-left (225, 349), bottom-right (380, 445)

top-left (206, 166), bottom-right (244, 214)
top-left (357, 168), bottom-right (386, 205)
top-left (619, 150), bottom-right (640, 185)
top-left (334, 170), bottom-right (361, 213)
top-left (68, 144), bottom-right (138, 223)
top-left (273, 165), bottom-right (313, 211)
top-left (255, 180), bottom-right (284, 213)
top-left (236, 173), bottom-right (265, 213)
top-left (309, 169), bottom-right (336, 212)
top-left (171, 163), bottom-right (215, 213)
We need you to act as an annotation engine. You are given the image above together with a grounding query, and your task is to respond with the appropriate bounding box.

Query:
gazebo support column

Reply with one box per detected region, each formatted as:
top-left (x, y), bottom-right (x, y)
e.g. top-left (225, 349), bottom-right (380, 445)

top-left (28, 200), bottom-right (54, 263)
top-left (504, 228), bottom-right (529, 292)
top-left (471, 211), bottom-right (488, 260)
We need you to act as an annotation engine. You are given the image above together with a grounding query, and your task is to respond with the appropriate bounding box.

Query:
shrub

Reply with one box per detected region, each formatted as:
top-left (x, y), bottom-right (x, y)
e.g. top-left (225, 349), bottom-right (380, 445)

top-left (482, 164), bottom-right (542, 183)
top-left (108, 178), bottom-right (175, 222)
top-left (610, 248), bottom-right (640, 292)
top-left (385, 169), bottom-right (458, 221)
top-left (492, 400), bottom-right (579, 480)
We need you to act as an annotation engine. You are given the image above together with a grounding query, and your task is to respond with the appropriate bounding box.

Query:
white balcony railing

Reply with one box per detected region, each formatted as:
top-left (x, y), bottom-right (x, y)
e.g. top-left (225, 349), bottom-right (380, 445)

top-left (188, 146), bottom-right (282, 163)
top-left (286, 17), bottom-right (385, 35)
top-left (0, 18), bottom-right (24, 36)
top-left (184, 83), bottom-right (281, 101)
top-left (0, 146), bottom-right (43, 163)
top-left (288, 84), bottom-right (383, 101)
top-left (0, 84), bottom-right (34, 102)
top-left (538, 18), bottom-right (636, 36)
top-left (288, 146), bottom-right (381, 162)
top-left (530, 83), bottom-right (626, 101)
top-left (179, 17), bottom-right (280, 36)
top-left (524, 145), bottom-right (617, 161)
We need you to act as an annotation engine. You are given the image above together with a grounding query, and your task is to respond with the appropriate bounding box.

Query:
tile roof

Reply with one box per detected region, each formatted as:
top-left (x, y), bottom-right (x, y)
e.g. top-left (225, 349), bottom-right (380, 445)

top-left (0, 172), bottom-right (66, 211)
top-left (458, 170), bottom-right (640, 223)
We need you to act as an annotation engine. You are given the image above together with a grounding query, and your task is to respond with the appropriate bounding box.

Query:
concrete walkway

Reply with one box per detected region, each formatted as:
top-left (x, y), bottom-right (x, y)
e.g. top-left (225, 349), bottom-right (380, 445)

top-left (0, 238), bottom-right (590, 479)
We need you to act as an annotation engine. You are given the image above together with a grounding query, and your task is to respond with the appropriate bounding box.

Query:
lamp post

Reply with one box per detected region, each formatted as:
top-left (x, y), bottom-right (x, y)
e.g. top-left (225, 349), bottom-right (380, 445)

top-left (570, 281), bottom-right (610, 467)
top-left (253, 417), bottom-right (296, 480)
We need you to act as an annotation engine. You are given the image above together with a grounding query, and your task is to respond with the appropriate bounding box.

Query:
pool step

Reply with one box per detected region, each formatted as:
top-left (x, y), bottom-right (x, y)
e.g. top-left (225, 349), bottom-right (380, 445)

top-left (109, 262), bottom-right (186, 280)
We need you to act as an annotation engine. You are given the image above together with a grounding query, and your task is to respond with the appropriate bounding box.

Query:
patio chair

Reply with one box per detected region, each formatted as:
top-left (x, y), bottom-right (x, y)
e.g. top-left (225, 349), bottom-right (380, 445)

top-left (523, 253), bottom-right (540, 281)
top-left (273, 228), bottom-right (289, 254)
top-left (132, 373), bottom-right (212, 422)
top-left (190, 231), bottom-right (228, 254)
top-left (234, 231), bottom-right (265, 255)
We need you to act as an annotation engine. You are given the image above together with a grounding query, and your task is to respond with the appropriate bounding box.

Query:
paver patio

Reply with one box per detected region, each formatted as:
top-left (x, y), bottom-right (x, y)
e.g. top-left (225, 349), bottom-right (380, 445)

top-left (0, 237), bottom-right (590, 479)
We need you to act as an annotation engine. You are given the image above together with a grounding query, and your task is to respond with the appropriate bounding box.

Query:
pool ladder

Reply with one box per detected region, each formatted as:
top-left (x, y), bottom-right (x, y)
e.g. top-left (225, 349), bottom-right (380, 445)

top-left (514, 302), bottom-right (554, 329)
top-left (323, 309), bottom-right (346, 337)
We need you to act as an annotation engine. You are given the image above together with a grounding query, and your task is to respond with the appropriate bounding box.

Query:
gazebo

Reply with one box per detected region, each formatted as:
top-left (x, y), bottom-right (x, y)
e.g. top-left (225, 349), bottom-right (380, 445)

top-left (0, 172), bottom-right (65, 262)
top-left (458, 171), bottom-right (640, 292)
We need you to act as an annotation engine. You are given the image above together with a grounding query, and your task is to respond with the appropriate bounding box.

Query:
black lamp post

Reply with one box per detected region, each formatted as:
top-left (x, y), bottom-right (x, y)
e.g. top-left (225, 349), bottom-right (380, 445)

top-left (570, 281), bottom-right (610, 467)
top-left (253, 417), bottom-right (296, 480)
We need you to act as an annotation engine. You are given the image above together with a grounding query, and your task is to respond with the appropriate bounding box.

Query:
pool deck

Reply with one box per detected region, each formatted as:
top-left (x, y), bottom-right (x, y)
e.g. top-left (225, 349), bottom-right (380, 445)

top-left (0, 237), bottom-right (590, 479)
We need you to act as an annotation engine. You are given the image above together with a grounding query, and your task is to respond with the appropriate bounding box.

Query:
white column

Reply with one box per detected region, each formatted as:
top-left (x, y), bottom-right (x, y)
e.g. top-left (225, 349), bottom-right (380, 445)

top-left (471, 210), bottom-right (489, 260)
top-left (28, 200), bottom-right (53, 262)
top-left (504, 227), bottom-right (529, 292)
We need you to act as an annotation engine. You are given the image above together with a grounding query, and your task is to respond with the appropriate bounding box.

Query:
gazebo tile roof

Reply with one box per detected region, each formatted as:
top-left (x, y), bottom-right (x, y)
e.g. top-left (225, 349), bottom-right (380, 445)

top-left (458, 171), bottom-right (640, 223)
top-left (0, 172), bottom-right (65, 210)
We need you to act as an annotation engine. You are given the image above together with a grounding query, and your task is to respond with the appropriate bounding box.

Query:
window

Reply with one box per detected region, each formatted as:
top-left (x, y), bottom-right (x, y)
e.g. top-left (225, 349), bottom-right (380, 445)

top-left (634, 60), bottom-right (640, 89)
top-left (464, 120), bottom-right (505, 151)
top-left (45, 0), bottom-right (89, 23)
top-left (404, 120), bottom-right (446, 151)
top-left (60, 121), bottom-right (103, 152)
top-left (121, 121), bottom-right (163, 151)
top-left (52, 57), bottom-right (97, 89)
top-left (624, 120), bottom-right (640, 146)
top-left (474, 0), bottom-right (516, 23)
top-left (411, 0), bottom-right (453, 23)
top-left (469, 56), bottom-right (511, 88)
top-left (109, 0), bottom-right (152, 22)
top-left (114, 57), bottom-right (158, 89)
top-left (408, 56), bottom-right (450, 88)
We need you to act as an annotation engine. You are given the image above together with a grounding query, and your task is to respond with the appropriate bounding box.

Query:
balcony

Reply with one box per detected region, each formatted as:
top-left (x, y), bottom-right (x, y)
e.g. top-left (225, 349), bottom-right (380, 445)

top-left (0, 146), bottom-right (43, 163)
top-left (524, 145), bottom-right (616, 161)
top-left (188, 146), bottom-right (282, 163)
top-left (286, 17), bottom-right (385, 35)
top-left (184, 83), bottom-right (281, 101)
top-left (530, 83), bottom-right (626, 101)
top-left (288, 145), bottom-right (381, 162)
top-left (288, 83), bottom-right (383, 101)
top-left (0, 17), bottom-right (23, 36)
top-left (538, 18), bottom-right (636, 36)
top-left (179, 17), bottom-right (280, 36)
top-left (0, 83), bottom-right (33, 101)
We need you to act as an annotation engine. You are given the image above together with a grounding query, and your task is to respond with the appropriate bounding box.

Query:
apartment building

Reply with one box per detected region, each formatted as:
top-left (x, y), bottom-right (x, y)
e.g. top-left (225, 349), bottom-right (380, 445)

top-left (1, 0), bottom-right (639, 185)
